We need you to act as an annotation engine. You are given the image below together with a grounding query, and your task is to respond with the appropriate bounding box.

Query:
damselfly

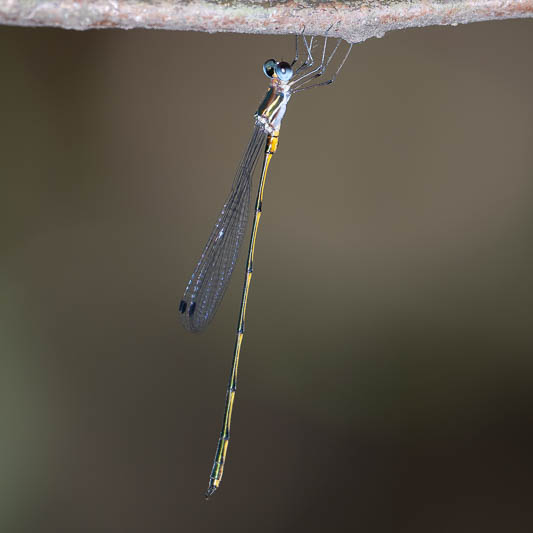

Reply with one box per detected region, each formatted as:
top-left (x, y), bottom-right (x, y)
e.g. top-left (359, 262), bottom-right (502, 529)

top-left (179, 32), bottom-right (352, 498)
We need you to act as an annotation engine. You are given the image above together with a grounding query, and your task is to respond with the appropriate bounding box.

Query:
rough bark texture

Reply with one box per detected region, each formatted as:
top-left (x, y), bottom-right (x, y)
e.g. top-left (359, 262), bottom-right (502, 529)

top-left (0, 0), bottom-right (532, 42)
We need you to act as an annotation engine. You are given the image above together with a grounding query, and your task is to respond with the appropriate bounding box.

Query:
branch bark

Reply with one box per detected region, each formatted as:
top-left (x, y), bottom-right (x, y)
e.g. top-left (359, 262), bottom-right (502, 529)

top-left (1, 0), bottom-right (532, 43)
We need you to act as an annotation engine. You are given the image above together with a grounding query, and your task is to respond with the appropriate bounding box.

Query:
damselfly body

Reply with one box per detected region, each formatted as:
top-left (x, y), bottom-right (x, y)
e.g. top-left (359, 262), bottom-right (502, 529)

top-left (179, 31), bottom-right (352, 498)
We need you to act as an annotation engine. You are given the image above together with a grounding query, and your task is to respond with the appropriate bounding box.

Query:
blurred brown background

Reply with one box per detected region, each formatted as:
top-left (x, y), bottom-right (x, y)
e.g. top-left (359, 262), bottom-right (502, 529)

top-left (1, 20), bottom-right (533, 532)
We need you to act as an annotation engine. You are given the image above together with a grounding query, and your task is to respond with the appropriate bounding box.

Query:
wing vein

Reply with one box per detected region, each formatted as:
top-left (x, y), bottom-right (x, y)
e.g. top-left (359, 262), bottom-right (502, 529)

top-left (179, 124), bottom-right (267, 332)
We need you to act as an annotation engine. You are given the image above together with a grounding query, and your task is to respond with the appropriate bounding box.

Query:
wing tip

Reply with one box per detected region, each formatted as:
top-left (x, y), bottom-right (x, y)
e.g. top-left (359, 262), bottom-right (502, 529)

top-left (179, 298), bottom-right (208, 333)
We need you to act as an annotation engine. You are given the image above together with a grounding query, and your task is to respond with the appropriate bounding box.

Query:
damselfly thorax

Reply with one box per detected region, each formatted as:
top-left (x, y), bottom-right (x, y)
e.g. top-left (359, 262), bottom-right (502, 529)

top-left (256, 69), bottom-right (292, 133)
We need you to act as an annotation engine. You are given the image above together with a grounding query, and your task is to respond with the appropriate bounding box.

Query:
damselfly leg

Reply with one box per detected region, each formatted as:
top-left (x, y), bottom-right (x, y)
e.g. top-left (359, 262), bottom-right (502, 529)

top-left (292, 42), bottom-right (353, 92)
top-left (289, 26), bottom-right (352, 92)
top-left (292, 33), bottom-right (315, 73)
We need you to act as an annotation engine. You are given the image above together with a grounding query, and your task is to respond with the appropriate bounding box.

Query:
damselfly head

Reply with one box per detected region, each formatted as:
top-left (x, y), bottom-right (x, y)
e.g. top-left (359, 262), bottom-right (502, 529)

top-left (263, 59), bottom-right (294, 82)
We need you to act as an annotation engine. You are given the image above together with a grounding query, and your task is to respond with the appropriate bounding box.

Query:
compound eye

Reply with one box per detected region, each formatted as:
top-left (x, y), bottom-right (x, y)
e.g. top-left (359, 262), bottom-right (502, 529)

top-left (275, 61), bottom-right (293, 81)
top-left (263, 59), bottom-right (277, 78)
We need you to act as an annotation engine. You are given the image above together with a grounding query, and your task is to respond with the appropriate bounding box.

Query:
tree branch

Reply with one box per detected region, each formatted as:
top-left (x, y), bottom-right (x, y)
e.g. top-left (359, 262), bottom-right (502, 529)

top-left (0, 0), bottom-right (531, 42)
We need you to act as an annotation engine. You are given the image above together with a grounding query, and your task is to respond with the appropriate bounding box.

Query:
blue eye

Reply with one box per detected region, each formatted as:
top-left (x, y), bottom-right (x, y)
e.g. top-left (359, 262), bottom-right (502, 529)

top-left (275, 61), bottom-right (293, 81)
top-left (263, 59), bottom-right (276, 78)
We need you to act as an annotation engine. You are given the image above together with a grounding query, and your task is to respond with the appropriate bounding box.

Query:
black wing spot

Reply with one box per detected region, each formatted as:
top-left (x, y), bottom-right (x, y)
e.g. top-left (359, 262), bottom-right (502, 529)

top-left (179, 300), bottom-right (187, 314)
top-left (188, 301), bottom-right (196, 316)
